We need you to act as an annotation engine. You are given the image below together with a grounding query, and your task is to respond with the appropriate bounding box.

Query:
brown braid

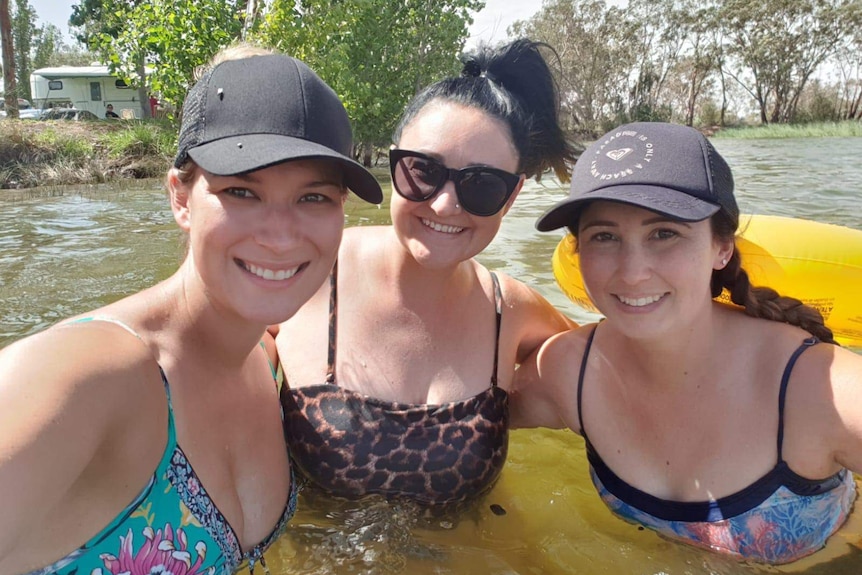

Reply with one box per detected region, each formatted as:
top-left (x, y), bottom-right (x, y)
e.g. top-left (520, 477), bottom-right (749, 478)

top-left (710, 214), bottom-right (838, 345)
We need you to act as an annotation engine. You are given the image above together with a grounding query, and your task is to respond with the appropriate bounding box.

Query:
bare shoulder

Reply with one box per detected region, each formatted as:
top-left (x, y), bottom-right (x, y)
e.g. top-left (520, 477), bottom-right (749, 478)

top-left (781, 334), bottom-right (862, 473)
top-left (0, 321), bottom-right (160, 552)
top-left (510, 323), bottom-right (595, 430)
top-left (488, 270), bottom-right (576, 359)
top-left (342, 225), bottom-right (390, 254)
top-left (537, 324), bottom-right (596, 374)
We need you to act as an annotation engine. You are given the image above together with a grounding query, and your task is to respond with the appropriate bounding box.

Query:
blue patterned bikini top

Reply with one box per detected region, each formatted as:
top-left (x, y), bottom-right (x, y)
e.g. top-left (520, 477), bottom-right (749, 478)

top-left (578, 327), bottom-right (856, 564)
top-left (25, 318), bottom-right (298, 575)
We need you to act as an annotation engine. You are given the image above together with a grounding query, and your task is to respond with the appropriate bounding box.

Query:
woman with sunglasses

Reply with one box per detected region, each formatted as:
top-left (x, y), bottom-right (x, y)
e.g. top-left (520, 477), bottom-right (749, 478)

top-left (275, 39), bottom-right (578, 506)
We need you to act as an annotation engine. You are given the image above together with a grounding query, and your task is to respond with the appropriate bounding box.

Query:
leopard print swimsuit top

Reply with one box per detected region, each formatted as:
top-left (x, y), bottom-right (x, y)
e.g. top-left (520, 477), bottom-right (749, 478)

top-left (281, 263), bottom-right (509, 506)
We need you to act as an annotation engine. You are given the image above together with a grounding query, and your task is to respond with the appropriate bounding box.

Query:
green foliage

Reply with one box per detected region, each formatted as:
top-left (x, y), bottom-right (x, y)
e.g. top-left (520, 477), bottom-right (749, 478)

top-left (720, 0), bottom-right (858, 124)
top-left (510, 0), bottom-right (634, 136)
top-left (71, 0), bottom-right (245, 112)
top-left (258, 0), bottom-right (483, 155)
top-left (34, 128), bottom-right (94, 161)
top-left (103, 121), bottom-right (175, 159)
top-left (11, 0), bottom-right (35, 100)
top-left (714, 121), bottom-right (862, 138)
top-left (697, 98), bottom-right (721, 127)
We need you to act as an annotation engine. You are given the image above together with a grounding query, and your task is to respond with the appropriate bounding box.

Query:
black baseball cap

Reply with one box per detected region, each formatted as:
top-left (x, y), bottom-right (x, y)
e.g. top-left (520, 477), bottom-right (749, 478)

top-left (174, 54), bottom-right (383, 204)
top-left (536, 122), bottom-right (738, 231)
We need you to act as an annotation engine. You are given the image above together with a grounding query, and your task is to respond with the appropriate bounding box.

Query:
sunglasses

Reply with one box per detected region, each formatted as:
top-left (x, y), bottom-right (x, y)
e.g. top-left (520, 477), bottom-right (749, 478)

top-left (389, 149), bottom-right (521, 217)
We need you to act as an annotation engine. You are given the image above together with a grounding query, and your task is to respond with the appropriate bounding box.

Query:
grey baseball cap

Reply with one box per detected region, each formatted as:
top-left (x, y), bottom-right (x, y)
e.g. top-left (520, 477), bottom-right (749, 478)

top-left (536, 122), bottom-right (738, 231)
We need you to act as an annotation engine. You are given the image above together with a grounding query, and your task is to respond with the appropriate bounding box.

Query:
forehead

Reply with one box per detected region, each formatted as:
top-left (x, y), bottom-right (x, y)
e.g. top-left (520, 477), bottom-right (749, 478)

top-left (580, 201), bottom-right (682, 223)
top-left (398, 101), bottom-right (519, 171)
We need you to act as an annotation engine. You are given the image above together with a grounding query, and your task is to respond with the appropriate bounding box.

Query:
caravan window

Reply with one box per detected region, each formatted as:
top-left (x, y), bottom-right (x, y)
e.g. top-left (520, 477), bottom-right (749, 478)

top-left (48, 80), bottom-right (63, 90)
top-left (115, 79), bottom-right (130, 89)
top-left (90, 82), bottom-right (102, 101)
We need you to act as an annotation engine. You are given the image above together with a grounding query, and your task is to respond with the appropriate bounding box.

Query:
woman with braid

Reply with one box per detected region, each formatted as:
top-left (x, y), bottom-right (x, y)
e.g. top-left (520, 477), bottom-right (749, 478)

top-left (275, 39), bottom-right (578, 506)
top-left (515, 122), bottom-right (861, 564)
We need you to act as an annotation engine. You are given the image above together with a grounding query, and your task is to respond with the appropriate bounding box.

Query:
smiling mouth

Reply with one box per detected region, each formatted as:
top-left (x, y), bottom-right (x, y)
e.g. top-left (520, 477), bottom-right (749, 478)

top-left (616, 294), bottom-right (666, 307)
top-left (238, 260), bottom-right (304, 281)
top-left (421, 218), bottom-right (464, 234)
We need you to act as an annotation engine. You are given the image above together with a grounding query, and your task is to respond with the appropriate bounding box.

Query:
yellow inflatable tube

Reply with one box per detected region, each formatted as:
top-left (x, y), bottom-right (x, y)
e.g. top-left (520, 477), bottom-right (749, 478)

top-left (552, 214), bottom-right (862, 348)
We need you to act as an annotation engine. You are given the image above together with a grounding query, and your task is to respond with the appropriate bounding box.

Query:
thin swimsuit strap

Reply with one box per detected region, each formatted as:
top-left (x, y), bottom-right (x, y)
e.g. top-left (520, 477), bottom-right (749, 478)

top-left (65, 316), bottom-right (294, 574)
top-left (776, 337), bottom-right (819, 462)
top-left (575, 324), bottom-right (598, 439)
top-left (326, 262), bottom-right (504, 387)
top-left (577, 326), bottom-right (822, 460)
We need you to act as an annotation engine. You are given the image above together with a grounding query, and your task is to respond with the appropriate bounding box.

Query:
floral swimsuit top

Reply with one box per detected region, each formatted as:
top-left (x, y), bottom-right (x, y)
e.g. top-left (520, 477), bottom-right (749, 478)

top-left (578, 326), bottom-right (857, 564)
top-left (281, 264), bottom-right (509, 506)
top-left (26, 318), bottom-right (298, 575)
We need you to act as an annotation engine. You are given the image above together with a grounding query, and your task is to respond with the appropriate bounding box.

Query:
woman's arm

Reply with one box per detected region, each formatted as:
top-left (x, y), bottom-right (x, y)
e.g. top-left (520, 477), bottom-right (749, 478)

top-left (509, 329), bottom-right (588, 431)
top-left (0, 324), bottom-right (153, 567)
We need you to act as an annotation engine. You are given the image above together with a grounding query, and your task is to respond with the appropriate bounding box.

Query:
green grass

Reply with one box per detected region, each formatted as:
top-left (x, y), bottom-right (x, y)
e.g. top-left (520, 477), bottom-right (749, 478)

top-left (104, 121), bottom-right (176, 159)
top-left (713, 121), bottom-right (862, 139)
top-left (1, 119), bottom-right (176, 189)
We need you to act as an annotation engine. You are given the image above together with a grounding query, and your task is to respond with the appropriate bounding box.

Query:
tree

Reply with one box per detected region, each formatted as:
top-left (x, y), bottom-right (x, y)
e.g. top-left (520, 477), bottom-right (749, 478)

top-left (829, 4), bottom-right (862, 120)
top-left (71, 0), bottom-right (247, 116)
top-left (11, 0), bottom-right (35, 100)
top-left (0, 0), bottom-right (18, 117)
top-left (259, 0), bottom-right (483, 165)
top-left (721, 0), bottom-right (852, 124)
top-left (622, 0), bottom-right (684, 123)
top-left (510, 0), bottom-right (634, 136)
top-left (665, 0), bottom-right (722, 126)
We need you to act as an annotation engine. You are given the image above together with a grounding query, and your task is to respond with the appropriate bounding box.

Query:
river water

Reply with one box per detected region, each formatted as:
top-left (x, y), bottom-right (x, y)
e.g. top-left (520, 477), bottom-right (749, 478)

top-left (1, 137), bottom-right (861, 573)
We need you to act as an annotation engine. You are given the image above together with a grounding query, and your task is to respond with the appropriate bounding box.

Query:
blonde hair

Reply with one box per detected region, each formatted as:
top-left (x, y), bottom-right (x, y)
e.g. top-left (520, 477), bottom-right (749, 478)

top-left (194, 42), bottom-right (274, 81)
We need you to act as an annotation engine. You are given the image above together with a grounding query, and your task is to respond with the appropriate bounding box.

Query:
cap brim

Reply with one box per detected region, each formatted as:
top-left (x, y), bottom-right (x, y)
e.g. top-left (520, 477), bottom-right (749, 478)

top-left (188, 134), bottom-right (383, 204)
top-left (535, 184), bottom-right (721, 232)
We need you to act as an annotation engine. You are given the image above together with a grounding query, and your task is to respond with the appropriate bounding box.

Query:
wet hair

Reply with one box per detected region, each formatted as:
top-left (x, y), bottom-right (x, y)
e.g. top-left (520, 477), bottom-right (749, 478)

top-left (392, 39), bottom-right (578, 183)
top-left (708, 211), bottom-right (837, 344)
top-left (568, 207), bottom-right (836, 344)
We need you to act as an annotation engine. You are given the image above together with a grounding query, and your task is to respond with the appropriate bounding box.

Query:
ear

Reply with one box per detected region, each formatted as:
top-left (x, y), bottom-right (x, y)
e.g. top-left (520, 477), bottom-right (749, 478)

top-left (713, 238), bottom-right (735, 270)
top-left (500, 174), bottom-right (526, 217)
top-left (167, 169), bottom-right (192, 233)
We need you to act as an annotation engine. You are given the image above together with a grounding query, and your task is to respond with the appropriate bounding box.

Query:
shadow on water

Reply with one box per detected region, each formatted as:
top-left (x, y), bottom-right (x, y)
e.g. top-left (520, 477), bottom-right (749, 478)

top-left (2, 138), bottom-right (862, 573)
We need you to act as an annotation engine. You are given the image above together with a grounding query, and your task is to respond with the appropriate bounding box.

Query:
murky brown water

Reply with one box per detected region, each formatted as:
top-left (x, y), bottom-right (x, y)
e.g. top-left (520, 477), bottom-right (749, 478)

top-left (1, 137), bottom-right (861, 573)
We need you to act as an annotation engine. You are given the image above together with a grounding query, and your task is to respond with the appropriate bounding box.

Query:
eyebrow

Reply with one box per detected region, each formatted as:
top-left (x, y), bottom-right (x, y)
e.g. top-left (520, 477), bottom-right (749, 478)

top-left (228, 172), bottom-right (344, 188)
top-left (580, 215), bottom-right (692, 231)
top-left (410, 151), bottom-right (498, 170)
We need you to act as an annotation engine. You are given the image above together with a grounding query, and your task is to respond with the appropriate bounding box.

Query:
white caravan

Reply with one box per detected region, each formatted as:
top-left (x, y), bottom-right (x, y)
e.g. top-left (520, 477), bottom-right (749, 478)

top-left (30, 66), bottom-right (147, 119)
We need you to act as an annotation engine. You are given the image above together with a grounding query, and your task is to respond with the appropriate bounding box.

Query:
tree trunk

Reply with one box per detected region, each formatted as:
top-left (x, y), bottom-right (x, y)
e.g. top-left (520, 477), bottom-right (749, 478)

top-left (0, 0), bottom-right (18, 118)
top-left (362, 143), bottom-right (372, 168)
top-left (242, 0), bottom-right (258, 39)
top-left (135, 54), bottom-right (151, 119)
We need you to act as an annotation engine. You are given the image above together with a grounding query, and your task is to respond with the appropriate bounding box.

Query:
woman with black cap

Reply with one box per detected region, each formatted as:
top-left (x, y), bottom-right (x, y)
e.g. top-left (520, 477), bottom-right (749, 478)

top-left (517, 121), bottom-right (861, 564)
top-left (0, 45), bottom-right (381, 574)
top-left (275, 39), bottom-right (578, 507)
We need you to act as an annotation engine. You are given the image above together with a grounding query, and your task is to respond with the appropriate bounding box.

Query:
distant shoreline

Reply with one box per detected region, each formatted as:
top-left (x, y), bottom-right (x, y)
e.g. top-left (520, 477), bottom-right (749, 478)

top-left (2, 119), bottom-right (860, 191)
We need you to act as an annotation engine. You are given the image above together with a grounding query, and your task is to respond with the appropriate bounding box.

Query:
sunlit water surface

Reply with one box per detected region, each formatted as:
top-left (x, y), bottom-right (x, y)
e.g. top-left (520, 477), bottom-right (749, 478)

top-left (1, 137), bottom-right (861, 574)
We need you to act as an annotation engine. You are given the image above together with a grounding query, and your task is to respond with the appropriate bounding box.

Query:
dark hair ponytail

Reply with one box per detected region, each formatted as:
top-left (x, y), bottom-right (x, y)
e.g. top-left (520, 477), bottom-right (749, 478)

top-left (710, 212), bottom-right (837, 344)
top-left (393, 39), bottom-right (578, 182)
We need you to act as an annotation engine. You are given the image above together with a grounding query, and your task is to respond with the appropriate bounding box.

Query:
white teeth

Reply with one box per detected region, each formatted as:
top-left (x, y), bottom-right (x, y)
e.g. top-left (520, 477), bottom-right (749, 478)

top-left (617, 294), bottom-right (664, 307)
top-left (246, 263), bottom-right (299, 281)
top-left (422, 218), bottom-right (464, 234)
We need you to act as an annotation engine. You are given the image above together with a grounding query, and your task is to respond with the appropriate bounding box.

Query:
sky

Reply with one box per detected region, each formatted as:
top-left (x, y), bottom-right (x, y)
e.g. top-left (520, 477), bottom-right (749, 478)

top-left (27, 0), bottom-right (546, 47)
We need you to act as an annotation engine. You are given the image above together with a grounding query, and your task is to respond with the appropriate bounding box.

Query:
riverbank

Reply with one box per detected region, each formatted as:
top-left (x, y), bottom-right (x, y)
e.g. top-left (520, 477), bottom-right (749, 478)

top-left (713, 120), bottom-right (862, 139)
top-left (3, 119), bottom-right (860, 190)
top-left (0, 119), bottom-right (175, 190)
